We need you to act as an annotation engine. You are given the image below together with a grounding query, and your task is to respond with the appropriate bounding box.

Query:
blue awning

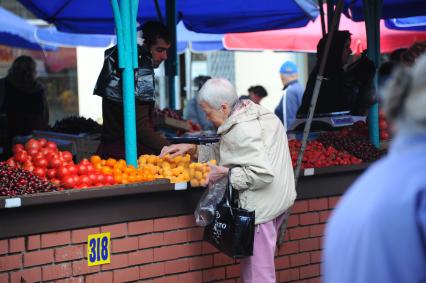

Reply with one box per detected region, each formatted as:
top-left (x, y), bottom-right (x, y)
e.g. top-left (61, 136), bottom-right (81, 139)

top-left (17, 0), bottom-right (319, 34)
top-left (385, 16), bottom-right (426, 31)
top-left (0, 7), bottom-right (56, 51)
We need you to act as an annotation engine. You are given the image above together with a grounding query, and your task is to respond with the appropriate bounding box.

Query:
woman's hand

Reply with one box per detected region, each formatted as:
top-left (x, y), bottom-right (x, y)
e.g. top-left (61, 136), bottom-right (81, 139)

top-left (207, 165), bottom-right (229, 184)
top-left (160, 144), bottom-right (196, 158)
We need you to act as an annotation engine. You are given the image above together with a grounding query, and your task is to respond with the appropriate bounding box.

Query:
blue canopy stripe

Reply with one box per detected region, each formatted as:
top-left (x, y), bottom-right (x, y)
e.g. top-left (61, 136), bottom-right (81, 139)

top-left (385, 16), bottom-right (426, 31)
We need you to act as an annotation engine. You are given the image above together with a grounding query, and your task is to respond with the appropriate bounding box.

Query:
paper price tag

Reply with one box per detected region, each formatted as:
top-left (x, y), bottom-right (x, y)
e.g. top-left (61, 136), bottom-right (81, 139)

top-left (87, 232), bottom-right (110, 266)
top-left (5, 198), bottom-right (21, 208)
top-left (174, 182), bottom-right (188, 191)
top-left (304, 168), bottom-right (315, 176)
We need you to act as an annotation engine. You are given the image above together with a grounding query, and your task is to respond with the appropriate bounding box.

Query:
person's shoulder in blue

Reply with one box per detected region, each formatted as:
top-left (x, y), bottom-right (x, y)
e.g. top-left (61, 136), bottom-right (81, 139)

top-left (274, 61), bottom-right (304, 130)
top-left (323, 54), bottom-right (426, 283)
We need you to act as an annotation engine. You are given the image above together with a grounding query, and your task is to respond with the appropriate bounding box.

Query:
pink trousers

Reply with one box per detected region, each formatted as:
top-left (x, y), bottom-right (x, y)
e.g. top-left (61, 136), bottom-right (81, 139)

top-left (240, 211), bottom-right (288, 283)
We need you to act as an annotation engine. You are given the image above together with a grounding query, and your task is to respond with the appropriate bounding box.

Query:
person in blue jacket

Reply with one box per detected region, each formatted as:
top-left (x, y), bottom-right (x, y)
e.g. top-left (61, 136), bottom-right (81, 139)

top-left (323, 54), bottom-right (426, 283)
top-left (274, 61), bottom-right (304, 130)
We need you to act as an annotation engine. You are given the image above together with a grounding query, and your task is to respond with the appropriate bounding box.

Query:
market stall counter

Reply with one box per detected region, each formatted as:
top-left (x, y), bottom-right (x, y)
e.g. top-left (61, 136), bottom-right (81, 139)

top-left (0, 163), bottom-right (367, 283)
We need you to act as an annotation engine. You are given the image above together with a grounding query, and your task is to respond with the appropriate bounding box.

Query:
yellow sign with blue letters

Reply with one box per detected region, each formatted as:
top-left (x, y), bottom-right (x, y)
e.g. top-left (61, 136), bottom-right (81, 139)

top-left (87, 232), bottom-right (110, 266)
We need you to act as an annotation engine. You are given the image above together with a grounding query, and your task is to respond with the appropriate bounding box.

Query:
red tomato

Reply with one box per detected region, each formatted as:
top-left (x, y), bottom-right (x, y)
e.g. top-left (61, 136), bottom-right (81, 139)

top-left (34, 157), bottom-right (48, 168)
top-left (33, 167), bottom-right (47, 179)
top-left (77, 164), bottom-right (88, 176)
top-left (46, 169), bottom-right (57, 179)
top-left (48, 158), bottom-right (61, 169)
top-left (57, 166), bottom-right (70, 179)
top-left (67, 164), bottom-right (78, 175)
top-left (6, 158), bottom-right (16, 167)
top-left (23, 162), bottom-right (34, 172)
top-left (27, 148), bottom-right (39, 157)
top-left (79, 158), bottom-right (90, 165)
top-left (25, 139), bottom-right (41, 151)
top-left (62, 175), bottom-right (76, 189)
top-left (97, 173), bottom-right (106, 184)
top-left (15, 151), bottom-right (29, 163)
top-left (50, 178), bottom-right (61, 186)
top-left (88, 173), bottom-right (97, 184)
top-left (12, 144), bottom-right (24, 154)
top-left (105, 174), bottom-right (115, 185)
top-left (40, 147), bottom-right (53, 156)
top-left (86, 164), bottom-right (95, 174)
top-left (45, 141), bottom-right (58, 151)
top-left (79, 175), bottom-right (91, 186)
top-left (38, 138), bottom-right (47, 147)
top-left (62, 151), bottom-right (73, 162)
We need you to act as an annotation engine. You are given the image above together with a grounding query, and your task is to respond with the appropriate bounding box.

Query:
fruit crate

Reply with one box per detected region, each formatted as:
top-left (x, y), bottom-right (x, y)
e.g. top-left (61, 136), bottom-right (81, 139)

top-left (32, 131), bottom-right (100, 162)
top-left (154, 116), bottom-right (191, 132)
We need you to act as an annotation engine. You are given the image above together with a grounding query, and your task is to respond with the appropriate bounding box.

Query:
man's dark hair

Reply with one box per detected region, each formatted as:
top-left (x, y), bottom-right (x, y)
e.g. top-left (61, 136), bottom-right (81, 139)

top-left (248, 85), bottom-right (268, 97)
top-left (194, 75), bottom-right (211, 91)
top-left (141, 21), bottom-right (170, 47)
top-left (390, 48), bottom-right (408, 63)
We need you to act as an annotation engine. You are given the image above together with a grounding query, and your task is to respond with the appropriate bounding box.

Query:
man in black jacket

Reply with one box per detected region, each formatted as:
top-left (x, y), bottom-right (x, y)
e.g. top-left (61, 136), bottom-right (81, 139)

top-left (94, 21), bottom-right (171, 158)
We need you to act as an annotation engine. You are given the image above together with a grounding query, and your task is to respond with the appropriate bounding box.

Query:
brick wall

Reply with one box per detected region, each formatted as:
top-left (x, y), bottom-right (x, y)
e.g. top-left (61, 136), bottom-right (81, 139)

top-left (0, 196), bottom-right (340, 283)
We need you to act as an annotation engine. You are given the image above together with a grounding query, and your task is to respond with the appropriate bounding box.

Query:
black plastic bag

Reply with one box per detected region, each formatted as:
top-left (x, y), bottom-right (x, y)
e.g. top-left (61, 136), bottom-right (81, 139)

top-left (203, 170), bottom-right (255, 259)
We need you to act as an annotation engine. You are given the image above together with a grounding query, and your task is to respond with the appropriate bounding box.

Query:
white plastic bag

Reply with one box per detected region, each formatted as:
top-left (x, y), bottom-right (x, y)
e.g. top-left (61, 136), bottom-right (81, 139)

top-left (194, 176), bottom-right (227, 226)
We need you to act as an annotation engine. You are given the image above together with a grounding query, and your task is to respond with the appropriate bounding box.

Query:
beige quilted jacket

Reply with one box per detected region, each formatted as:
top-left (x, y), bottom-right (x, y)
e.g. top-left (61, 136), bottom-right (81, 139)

top-left (198, 100), bottom-right (296, 224)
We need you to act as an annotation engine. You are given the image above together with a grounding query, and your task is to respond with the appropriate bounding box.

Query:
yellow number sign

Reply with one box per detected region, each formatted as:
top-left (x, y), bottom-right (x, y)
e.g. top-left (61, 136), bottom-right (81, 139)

top-left (87, 232), bottom-right (111, 266)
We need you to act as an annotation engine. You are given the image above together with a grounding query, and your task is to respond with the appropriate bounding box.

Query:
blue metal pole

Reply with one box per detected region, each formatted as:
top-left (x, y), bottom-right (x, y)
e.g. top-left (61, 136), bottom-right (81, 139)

top-left (166, 0), bottom-right (178, 109)
top-left (363, 0), bottom-right (382, 148)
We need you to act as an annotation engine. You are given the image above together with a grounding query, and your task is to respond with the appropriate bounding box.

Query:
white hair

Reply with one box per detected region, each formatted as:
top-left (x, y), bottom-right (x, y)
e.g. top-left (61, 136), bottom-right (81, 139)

top-left (383, 54), bottom-right (426, 132)
top-left (197, 78), bottom-right (239, 110)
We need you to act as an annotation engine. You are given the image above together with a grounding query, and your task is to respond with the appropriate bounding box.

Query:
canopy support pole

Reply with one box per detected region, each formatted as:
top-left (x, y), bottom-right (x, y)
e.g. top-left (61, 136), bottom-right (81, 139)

top-left (294, 0), bottom-right (343, 187)
top-left (363, 0), bottom-right (382, 148)
top-left (166, 0), bottom-right (178, 109)
top-left (318, 0), bottom-right (326, 36)
top-left (111, 0), bottom-right (139, 167)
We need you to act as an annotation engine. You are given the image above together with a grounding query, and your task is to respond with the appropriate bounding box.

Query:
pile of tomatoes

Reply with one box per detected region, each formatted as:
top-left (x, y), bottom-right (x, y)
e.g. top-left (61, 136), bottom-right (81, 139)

top-left (6, 138), bottom-right (115, 189)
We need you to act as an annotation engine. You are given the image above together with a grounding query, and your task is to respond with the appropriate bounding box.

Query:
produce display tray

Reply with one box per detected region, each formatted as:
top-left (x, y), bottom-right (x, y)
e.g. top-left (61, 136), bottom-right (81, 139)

top-left (167, 136), bottom-right (220, 145)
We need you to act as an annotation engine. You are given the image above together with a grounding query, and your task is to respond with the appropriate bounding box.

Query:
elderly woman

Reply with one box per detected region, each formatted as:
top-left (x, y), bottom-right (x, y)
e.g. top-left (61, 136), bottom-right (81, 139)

top-left (161, 78), bottom-right (296, 283)
top-left (324, 54), bottom-right (426, 283)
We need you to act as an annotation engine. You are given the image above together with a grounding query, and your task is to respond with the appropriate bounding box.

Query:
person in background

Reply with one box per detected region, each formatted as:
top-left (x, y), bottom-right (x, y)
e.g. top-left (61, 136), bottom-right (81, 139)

top-left (274, 61), bottom-right (304, 130)
top-left (400, 41), bottom-right (426, 66)
top-left (161, 78), bottom-right (296, 283)
top-left (297, 31), bottom-right (375, 116)
top-left (323, 54), bottom-right (426, 283)
top-left (0, 56), bottom-right (49, 159)
top-left (183, 75), bottom-right (215, 131)
top-left (94, 21), bottom-right (171, 159)
top-left (240, 85), bottom-right (268, 104)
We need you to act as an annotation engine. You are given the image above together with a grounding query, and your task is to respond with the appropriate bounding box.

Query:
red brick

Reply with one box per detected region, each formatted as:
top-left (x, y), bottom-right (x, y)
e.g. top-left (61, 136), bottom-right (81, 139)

top-left (72, 260), bottom-right (100, 276)
top-left (101, 253), bottom-right (128, 271)
top-left (214, 253), bottom-right (235, 266)
top-left (178, 271), bottom-right (202, 283)
top-left (226, 264), bottom-right (240, 278)
top-left (292, 280), bottom-right (309, 283)
top-left (275, 255), bottom-right (290, 270)
top-left (164, 230), bottom-right (188, 245)
top-left (55, 277), bottom-right (84, 283)
top-left (290, 253), bottom-right (311, 267)
top-left (188, 255), bottom-right (213, 270)
top-left (177, 215), bottom-right (196, 228)
top-left (280, 267), bottom-right (300, 281)
top-left (287, 215), bottom-right (299, 227)
top-left (291, 201), bottom-right (308, 213)
top-left (139, 262), bottom-right (165, 279)
top-left (328, 196), bottom-right (340, 209)
top-left (27, 235), bottom-right (40, 250)
top-left (202, 267), bottom-right (226, 282)
top-left (165, 258), bottom-right (189, 274)
top-left (278, 241), bottom-right (299, 255)
top-left (139, 280), bottom-right (154, 283)
top-left (101, 223), bottom-right (127, 238)
top-left (309, 277), bottom-right (322, 283)
top-left (309, 224), bottom-right (325, 237)
top-left (153, 275), bottom-right (178, 283)
top-left (42, 263), bottom-right (72, 281)
top-left (153, 217), bottom-right (179, 232)
top-left (10, 267), bottom-right (41, 283)
top-left (71, 227), bottom-right (100, 244)
top-left (219, 280), bottom-right (236, 283)
top-left (0, 239), bottom-right (8, 255)
top-left (289, 226), bottom-right (310, 240)
top-left (85, 271), bottom-right (113, 283)
top-left (113, 266), bottom-right (139, 282)
top-left (201, 242), bottom-right (218, 254)
top-left (55, 245), bottom-right (84, 262)
top-left (24, 249), bottom-right (54, 267)
top-left (128, 219), bottom-right (154, 235)
top-left (9, 237), bottom-right (25, 253)
top-left (139, 233), bottom-right (164, 249)
top-left (299, 238), bottom-right (320, 252)
top-left (319, 211), bottom-right (332, 223)
top-left (128, 249), bottom-right (153, 266)
top-left (310, 251), bottom-right (322, 264)
top-left (299, 212), bottom-right (320, 225)
top-left (154, 242), bottom-right (202, 261)
top-left (308, 199), bottom-right (328, 211)
top-left (0, 274), bottom-right (8, 283)
top-left (41, 231), bottom-right (71, 248)
top-left (187, 227), bottom-right (204, 242)
top-left (112, 237), bottom-right (138, 253)
top-left (300, 264), bottom-right (320, 279)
